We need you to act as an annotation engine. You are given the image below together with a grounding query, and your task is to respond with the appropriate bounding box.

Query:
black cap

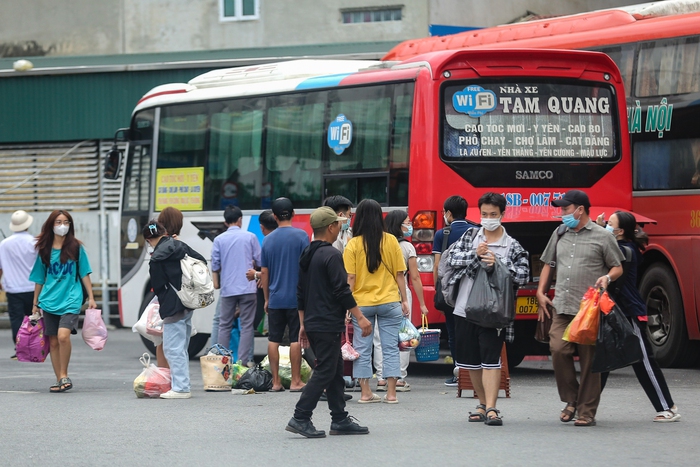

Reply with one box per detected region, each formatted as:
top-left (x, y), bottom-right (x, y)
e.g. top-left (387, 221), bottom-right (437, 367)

top-left (552, 190), bottom-right (591, 208)
top-left (271, 197), bottom-right (294, 217)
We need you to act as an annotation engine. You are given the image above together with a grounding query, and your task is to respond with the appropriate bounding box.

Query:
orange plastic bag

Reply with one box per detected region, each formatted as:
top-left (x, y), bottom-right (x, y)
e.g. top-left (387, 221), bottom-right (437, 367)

top-left (562, 287), bottom-right (601, 345)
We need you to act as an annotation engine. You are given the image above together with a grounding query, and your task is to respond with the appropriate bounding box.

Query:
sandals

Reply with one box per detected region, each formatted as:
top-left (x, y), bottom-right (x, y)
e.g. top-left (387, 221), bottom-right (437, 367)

top-left (358, 393), bottom-right (381, 404)
top-left (50, 377), bottom-right (73, 393)
top-left (560, 402), bottom-right (576, 423)
top-left (484, 407), bottom-right (503, 426)
top-left (574, 417), bottom-right (596, 427)
top-left (377, 379), bottom-right (410, 392)
top-left (59, 377), bottom-right (73, 392)
top-left (382, 396), bottom-right (399, 404)
top-left (376, 380), bottom-right (387, 392)
top-left (654, 406), bottom-right (681, 423)
top-left (469, 404), bottom-right (487, 422)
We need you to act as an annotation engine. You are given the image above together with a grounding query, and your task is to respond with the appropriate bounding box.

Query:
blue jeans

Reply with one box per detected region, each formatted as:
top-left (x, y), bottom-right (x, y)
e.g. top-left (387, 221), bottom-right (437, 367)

top-left (210, 299), bottom-right (221, 348)
top-left (163, 311), bottom-right (193, 393)
top-left (353, 302), bottom-right (402, 379)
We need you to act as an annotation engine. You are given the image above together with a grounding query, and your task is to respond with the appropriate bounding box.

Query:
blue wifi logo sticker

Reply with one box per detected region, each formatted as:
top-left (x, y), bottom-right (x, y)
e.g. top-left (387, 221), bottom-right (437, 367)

top-left (328, 114), bottom-right (353, 155)
top-left (452, 86), bottom-right (497, 117)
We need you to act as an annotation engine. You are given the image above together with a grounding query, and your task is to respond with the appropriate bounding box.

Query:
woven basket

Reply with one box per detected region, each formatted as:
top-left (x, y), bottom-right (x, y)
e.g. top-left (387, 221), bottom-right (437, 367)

top-left (415, 316), bottom-right (441, 362)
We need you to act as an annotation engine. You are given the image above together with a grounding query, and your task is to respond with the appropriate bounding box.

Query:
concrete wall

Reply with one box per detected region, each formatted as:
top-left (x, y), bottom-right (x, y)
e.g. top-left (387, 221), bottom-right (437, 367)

top-left (0, 0), bottom-right (645, 58)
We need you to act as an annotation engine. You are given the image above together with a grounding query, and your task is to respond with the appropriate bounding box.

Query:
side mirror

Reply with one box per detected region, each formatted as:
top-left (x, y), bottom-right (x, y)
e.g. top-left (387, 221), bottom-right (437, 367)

top-left (104, 127), bottom-right (129, 180)
top-left (104, 143), bottom-right (122, 180)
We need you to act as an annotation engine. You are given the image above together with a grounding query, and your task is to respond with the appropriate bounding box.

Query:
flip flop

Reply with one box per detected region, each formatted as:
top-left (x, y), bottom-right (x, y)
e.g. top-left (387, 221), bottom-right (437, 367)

top-left (382, 396), bottom-right (399, 404)
top-left (358, 393), bottom-right (381, 404)
top-left (289, 388), bottom-right (304, 393)
top-left (270, 387), bottom-right (285, 392)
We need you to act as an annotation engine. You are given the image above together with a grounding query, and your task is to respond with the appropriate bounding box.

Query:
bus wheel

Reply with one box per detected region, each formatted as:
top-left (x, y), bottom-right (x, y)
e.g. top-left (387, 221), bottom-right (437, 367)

top-left (639, 264), bottom-right (699, 367)
top-left (137, 291), bottom-right (212, 359)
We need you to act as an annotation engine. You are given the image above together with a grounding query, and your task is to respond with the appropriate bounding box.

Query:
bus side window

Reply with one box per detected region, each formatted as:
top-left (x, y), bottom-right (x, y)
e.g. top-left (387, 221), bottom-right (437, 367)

top-left (636, 37), bottom-right (700, 97)
top-left (634, 139), bottom-right (698, 190)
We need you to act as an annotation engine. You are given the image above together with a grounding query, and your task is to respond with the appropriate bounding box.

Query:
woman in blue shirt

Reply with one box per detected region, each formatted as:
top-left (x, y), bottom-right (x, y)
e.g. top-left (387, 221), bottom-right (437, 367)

top-left (30, 210), bottom-right (95, 393)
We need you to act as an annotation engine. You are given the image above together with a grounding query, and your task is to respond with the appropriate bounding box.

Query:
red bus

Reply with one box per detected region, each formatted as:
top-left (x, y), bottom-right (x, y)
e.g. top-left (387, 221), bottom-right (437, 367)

top-left (385, 1), bottom-right (700, 367)
top-left (106, 49), bottom-right (634, 365)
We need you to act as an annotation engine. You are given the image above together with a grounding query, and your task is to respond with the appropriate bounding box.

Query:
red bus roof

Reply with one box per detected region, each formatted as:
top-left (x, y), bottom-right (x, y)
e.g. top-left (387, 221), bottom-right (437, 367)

top-left (384, 10), bottom-right (700, 61)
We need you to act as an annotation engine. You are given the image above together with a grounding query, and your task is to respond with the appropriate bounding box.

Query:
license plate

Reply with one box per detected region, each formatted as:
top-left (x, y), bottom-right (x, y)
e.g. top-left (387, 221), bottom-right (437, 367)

top-left (516, 296), bottom-right (539, 314)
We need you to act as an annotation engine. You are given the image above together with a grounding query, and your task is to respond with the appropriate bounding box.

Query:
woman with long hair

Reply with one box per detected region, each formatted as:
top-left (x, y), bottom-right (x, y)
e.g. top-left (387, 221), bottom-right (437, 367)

top-left (373, 210), bottom-right (430, 392)
top-left (343, 199), bottom-right (409, 404)
top-left (143, 219), bottom-right (207, 399)
top-left (153, 206), bottom-right (185, 368)
top-left (29, 210), bottom-right (96, 393)
top-left (601, 211), bottom-right (680, 422)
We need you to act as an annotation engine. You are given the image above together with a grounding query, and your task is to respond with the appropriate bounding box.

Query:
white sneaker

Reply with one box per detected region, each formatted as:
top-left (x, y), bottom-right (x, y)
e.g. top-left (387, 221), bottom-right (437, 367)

top-left (160, 390), bottom-right (191, 399)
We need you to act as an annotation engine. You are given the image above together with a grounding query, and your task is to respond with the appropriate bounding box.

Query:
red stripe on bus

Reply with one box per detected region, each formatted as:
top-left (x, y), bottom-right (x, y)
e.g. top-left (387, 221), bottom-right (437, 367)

top-left (137, 89), bottom-right (188, 105)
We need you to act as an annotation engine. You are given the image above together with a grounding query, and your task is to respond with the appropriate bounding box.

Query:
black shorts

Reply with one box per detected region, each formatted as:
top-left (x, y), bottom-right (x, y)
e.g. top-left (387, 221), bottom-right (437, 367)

top-left (42, 311), bottom-right (79, 336)
top-left (454, 315), bottom-right (505, 370)
top-left (267, 308), bottom-right (300, 344)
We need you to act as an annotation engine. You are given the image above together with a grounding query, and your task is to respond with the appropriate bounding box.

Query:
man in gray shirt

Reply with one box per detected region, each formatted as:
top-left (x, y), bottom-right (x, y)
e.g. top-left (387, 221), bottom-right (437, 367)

top-left (536, 190), bottom-right (623, 427)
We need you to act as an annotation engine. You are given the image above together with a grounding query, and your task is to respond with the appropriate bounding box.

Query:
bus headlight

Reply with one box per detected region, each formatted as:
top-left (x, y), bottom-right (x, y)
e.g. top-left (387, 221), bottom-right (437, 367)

top-left (416, 255), bottom-right (434, 273)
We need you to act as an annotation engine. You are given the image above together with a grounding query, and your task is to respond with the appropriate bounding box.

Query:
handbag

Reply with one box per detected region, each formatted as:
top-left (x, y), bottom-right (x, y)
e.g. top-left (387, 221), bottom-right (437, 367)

top-left (200, 344), bottom-right (234, 391)
top-left (341, 322), bottom-right (360, 361)
top-left (16, 314), bottom-right (50, 363)
top-left (434, 226), bottom-right (452, 312)
top-left (82, 308), bottom-right (108, 351)
top-left (534, 305), bottom-right (554, 343)
top-left (592, 293), bottom-right (643, 373)
top-left (465, 260), bottom-right (515, 329)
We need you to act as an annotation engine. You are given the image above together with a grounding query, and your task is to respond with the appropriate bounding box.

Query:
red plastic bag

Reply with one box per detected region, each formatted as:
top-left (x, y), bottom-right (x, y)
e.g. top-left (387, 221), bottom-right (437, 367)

top-left (563, 287), bottom-right (601, 345)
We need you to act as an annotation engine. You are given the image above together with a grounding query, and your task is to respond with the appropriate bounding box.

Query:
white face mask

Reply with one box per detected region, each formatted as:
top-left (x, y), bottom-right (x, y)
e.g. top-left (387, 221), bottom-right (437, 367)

top-left (481, 217), bottom-right (502, 232)
top-left (53, 225), bottom-right (69, 237)
top-left (146, 243), bottom-right (154, 254)
top-left (444, 214), bottom-right (451, 226)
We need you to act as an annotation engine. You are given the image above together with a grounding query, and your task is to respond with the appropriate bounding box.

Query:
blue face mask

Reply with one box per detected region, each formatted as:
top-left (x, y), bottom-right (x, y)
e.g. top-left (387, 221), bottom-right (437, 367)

top-left (606, 225), bottom-right (617, 234)
top-left (403, 225), bottom-right (413, 237)
top-left (340, 220), bottom-right (350, 232)
top-left (561, 208), bottom-right (581, 229)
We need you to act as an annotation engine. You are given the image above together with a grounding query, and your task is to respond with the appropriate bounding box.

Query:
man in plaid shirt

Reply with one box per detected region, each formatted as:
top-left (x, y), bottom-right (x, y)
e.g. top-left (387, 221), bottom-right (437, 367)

top-left (447, 192), bottom-right (530, 425)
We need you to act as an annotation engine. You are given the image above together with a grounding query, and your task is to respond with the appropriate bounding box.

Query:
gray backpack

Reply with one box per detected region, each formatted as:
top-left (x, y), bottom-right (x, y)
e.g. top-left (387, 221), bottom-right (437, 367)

top-left (438, 228), bottom-right (478, 308)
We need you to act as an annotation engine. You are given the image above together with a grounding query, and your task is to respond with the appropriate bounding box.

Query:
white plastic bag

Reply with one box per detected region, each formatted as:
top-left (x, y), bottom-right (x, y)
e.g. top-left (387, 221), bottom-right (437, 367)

top-left (134, 353), bottom-right (171, 398)
top-left (82, 308), bottom-right (108, 351)
top-left (132, 297), bottom-right (163, 346)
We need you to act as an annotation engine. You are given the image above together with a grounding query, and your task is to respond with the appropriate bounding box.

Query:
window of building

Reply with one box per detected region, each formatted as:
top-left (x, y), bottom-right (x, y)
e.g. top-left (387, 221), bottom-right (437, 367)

top-left (342, 7), bottom-right (402, 24)
top-left (221, 0), bottom-right (258, 22)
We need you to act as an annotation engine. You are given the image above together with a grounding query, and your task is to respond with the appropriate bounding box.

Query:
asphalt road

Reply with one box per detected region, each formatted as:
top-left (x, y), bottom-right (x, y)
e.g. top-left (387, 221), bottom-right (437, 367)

top-left (1, 328), bottom-right (698, 466)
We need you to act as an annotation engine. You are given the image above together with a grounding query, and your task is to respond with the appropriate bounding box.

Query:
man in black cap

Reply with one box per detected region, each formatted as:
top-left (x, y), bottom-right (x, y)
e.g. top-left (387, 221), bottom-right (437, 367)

top-left (286, 207), bottom-right (372, 438)
top-left (536, 190), bottom-right (624, 427)
top-left (261, 197), bottom-right (309, 392)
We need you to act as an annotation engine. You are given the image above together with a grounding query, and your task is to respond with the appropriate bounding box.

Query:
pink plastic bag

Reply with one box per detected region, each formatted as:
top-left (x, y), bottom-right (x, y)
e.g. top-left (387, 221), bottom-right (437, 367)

top-left (341, 322), bottom-right (360, 361)
top-left (82, 308), bottom-right (108, 351)
top-left (16, 315), bottom-right (50, 363)
top-left (145, 297), bottom-right (163, 337)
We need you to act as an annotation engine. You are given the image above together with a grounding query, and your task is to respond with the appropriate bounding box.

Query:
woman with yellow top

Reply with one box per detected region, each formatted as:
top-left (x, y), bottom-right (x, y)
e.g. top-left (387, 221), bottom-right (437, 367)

top-left (343, 199), bottom-right (410, 404)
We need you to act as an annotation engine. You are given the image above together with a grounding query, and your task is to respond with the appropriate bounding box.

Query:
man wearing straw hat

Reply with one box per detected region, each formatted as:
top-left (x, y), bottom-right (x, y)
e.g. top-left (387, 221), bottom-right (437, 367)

top-left (0, 210), bottom-right (38, 359)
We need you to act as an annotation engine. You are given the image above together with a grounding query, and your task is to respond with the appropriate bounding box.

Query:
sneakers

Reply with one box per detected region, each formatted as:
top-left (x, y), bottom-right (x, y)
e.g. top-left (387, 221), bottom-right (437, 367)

top-left (160, 390), bottom-right (191, 399)
top-left (286, 417), bottom-right (326, 438)
top-left (444, 376), bottom-right (458, 387)
top-left (330, 416), bottom-right (369, 435)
